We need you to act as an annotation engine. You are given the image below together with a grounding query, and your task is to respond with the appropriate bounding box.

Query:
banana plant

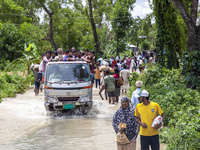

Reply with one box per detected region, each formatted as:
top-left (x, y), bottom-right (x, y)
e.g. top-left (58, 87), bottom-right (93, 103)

top-left (4, 43), bottom-right (41, 75)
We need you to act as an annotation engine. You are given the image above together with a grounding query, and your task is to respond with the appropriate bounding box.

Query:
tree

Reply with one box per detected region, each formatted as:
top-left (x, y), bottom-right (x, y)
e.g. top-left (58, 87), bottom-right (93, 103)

top-left (111, 0), bottom-right (135, 55)
top-left (0, 0), bottom-right (30, 24)
top-left (125, 17), bottom-right (142, 49)
top-left (0, 23), bottom-right (25, 61)
top-left (171, 0), bottom-right (199, 52)
top-left (88, 0), bottom-right (100, 54)
top-left (37, 0), bottom-right (57, 51)
top-left (153, 0), bottom-right (182, 69)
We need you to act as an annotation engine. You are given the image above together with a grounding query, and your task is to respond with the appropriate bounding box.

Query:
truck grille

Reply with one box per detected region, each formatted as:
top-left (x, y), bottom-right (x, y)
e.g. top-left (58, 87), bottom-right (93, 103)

top-left (57, 97), bottom-right (80, 101)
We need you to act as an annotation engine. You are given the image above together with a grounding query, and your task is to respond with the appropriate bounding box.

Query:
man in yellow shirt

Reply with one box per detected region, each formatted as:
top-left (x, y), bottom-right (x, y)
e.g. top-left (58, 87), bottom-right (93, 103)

top-left (94, 63), bottom-right (101, 88)
top-left (135, 90), bottom-right (165, 150)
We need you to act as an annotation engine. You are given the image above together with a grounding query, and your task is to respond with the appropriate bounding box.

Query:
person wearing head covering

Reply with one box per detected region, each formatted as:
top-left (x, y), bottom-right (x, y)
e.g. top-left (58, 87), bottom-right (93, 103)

top-left (112, 97), bottom-right (138, 150)
top-left (31, 64), bottom-right (40, 95)
top-left (131, 81), bottom-right (143, 110)
top-left (135, 90), bottom-right (165, 150)
top-left (55, 48), bottom-right (64, 61)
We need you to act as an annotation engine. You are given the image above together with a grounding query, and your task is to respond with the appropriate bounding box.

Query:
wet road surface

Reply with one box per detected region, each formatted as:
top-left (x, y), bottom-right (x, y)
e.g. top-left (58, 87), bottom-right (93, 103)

top-left (0, 86), bottom-right (167, 150)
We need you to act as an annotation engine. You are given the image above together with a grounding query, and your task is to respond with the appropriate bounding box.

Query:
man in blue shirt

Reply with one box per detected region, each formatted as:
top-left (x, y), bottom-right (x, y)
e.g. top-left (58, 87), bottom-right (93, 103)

top-left (131, 80), bottom-right (143, 110)
top-left (63, 49), bottom-right (76, 61)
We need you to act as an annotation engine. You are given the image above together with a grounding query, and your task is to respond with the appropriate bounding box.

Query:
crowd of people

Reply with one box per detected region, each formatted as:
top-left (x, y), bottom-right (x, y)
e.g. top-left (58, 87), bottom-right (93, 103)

top-left (31, 47), bottom-right (155, 96)
top-left (30, 47), bottom-right (164, 150)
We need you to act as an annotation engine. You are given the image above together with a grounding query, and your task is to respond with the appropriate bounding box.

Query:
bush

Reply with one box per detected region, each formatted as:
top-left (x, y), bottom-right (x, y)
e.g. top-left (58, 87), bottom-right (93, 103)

top-left (0, 72), bottom-right (33, 102)
top-left (128, 64), bottom-right (200, 150)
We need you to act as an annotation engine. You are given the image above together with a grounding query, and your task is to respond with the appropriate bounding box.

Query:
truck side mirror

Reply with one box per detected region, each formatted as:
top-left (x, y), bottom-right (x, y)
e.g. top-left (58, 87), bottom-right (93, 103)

top-left (37, 72), bottom-right (43, 81)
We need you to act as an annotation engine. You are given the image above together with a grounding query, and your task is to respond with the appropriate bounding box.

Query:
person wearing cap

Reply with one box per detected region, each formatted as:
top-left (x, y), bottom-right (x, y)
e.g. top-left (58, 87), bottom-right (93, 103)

top-left (131, 81), bottom-right (143, 110)
top-left (112, 96), bottom-right (138, 149)
top-left (31, 64), bottom-right (40, 96)
top-left (104, 69), bottom-right (115, 104)
top-left (135, 90), bottom-right (165, 150)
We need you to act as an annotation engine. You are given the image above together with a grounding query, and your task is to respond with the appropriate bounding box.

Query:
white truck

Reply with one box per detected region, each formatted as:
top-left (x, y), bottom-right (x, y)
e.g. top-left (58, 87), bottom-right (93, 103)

top-left (40, 61), bottom-right (93, 112)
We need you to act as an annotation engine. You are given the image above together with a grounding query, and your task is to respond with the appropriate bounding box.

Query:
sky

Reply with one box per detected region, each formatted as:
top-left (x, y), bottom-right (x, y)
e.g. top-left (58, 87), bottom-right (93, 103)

top-left (131, 0), bottom-right (153, 18)
top-left (39, 0), bottom-right (152, 23)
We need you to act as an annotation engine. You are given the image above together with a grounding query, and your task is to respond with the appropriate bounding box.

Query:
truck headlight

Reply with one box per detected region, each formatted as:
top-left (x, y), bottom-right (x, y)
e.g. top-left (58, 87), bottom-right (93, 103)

top-left (45, 96), bottom-right (57, 103)
top-left (79, 95), bottom-right (92, 102)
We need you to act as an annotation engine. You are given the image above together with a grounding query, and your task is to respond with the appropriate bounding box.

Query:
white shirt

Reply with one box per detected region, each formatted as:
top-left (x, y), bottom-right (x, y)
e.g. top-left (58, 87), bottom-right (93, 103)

top-left (117, 63), bottom-right (121, 70)
top-left (116, 56), bottom-right (121, 60)
top-left (131, 88), bottom-right (142, 110)
top-left (131, 59), bottom-right (136, 67)
top-left (102, 60), bottom-right (109, 67)
top-left (139, 59), bottom-right (143, 65)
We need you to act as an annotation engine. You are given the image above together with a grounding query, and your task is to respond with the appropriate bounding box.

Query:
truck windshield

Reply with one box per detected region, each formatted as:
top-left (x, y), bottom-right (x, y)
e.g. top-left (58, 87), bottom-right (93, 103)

top-left (46, 63), bottom-right (90, 82)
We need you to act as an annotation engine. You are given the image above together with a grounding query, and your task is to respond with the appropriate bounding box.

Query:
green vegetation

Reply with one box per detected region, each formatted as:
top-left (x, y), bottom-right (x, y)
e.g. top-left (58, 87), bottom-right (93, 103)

top-left (4, 43), bottom-right (41, 74)
top-left (1, 0), bottom-right (200, 148)
top-left (128, 64), bottom-right (200, 150)
top-left (0, 73), bottom-right (34, 102)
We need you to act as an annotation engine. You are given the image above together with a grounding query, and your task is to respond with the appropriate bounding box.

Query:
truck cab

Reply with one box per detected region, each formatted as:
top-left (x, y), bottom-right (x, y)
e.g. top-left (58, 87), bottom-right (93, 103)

top-left (43, 61), bottom-right (93, 111)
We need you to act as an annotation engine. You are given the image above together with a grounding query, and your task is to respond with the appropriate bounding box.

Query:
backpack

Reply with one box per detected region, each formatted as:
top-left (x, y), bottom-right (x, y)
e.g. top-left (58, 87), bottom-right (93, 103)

top-left (117, 75), bottom-right (124, 86)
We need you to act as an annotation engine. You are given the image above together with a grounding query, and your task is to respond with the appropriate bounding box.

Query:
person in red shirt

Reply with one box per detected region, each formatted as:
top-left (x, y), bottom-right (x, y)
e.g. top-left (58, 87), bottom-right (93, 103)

top-left (112, 58), bottom-right (117, 68)
top-left (113, 68), bottom-right (121, 103)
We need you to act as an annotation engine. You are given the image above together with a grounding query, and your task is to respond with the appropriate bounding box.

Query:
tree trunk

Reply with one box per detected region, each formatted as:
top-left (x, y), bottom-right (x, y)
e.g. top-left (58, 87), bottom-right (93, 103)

top-left (88, 0), bottom-right (100, 54)
top-left (171, 0), bottom-right (200, 87)
top-left (171, 0), bottom-right (200, 52)
top-left (27, 64), bottom-right (30, 75)
top-left (39, 2), bottom-right (57, 51)
top-left (116, 33), bottom-right (119, 56)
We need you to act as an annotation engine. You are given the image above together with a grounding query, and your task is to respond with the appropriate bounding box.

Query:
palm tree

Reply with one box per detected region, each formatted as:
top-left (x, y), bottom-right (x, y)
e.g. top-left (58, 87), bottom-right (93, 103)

top-left (4, 43), bottom-right (41, 74)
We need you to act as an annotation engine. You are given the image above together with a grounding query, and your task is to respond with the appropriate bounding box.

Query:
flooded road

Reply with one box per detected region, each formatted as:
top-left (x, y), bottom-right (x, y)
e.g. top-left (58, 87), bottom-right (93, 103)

top-left (0, 88), bottom-right (119, 150)
top-left (0, 86), bottom-right (166, 150)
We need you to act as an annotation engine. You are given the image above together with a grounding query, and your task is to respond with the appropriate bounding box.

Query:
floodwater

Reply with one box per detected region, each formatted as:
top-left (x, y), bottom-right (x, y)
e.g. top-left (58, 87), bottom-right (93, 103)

top-left (0, 86), bottom-right (167, 150)
top-left (0, 88), bottom-right (119, 150)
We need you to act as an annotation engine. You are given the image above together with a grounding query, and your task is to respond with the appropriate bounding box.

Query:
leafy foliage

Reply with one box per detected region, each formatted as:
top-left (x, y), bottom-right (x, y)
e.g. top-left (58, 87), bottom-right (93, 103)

top-left (0, 23), bottom-right (25, 63)
top-left (152, 0), bottom-right (184, 69)
top-left (128, 64), bottom-right (200, 149)
top-left (0, 73), bottom-right (34, 102)
top-left (4, 43), bottom-right (41, 74)
top-left (182, 51), bottom-right (200, 89)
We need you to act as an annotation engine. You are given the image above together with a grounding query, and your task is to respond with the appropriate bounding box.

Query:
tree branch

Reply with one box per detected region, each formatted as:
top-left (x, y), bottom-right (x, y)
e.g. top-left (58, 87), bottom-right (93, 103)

top-left (171, 0), bottom-right (195, 29)
top-left (37, 0), bottom-right (57, 51)
top-left (38, 1), bottom-right (52, 17)
top-left (38, 37), bottom-right (50, 41)
top-left (190, 0), bottom-right (198, 25)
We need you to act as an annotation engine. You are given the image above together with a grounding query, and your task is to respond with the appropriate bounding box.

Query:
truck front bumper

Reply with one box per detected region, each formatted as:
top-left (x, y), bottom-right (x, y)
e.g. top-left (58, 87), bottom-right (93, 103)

top-left (44, 101), bottom-right (93, 111)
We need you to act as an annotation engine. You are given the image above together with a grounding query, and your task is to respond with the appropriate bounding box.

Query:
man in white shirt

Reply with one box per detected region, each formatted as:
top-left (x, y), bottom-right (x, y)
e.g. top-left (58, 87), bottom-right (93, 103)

top-left (116, 54), bottom-right (121, 61)
top-left (117, 60), bottom-right (121, 70)
top-left (131, 80), bottom-right (143, 110)
top-left (109, 56), bottom-right (114, 65)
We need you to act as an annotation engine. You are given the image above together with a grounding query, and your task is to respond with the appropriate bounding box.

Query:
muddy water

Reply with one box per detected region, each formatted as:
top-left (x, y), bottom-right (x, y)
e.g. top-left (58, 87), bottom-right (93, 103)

top-left (0, 87), bottom-right (167, 150)
top-left (0, 88), bottom-right (119, 150)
